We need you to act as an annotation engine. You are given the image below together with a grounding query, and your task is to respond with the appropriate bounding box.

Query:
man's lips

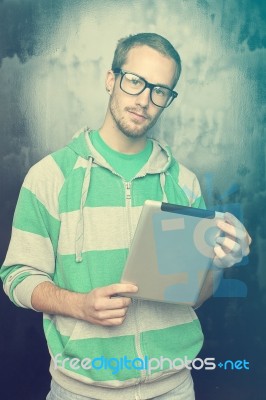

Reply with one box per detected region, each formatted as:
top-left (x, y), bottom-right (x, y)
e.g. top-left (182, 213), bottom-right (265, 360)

top-left (127, 109), bottom-right (149, 120)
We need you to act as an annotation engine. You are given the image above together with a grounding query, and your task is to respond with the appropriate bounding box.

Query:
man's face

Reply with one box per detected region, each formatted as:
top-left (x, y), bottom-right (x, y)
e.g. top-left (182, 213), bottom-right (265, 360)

top-left (106, 45), bottom-right (178, 139)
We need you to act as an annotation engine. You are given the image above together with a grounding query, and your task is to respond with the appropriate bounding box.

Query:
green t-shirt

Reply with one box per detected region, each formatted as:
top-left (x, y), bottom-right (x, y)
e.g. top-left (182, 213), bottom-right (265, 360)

top-left (90, 130), bottom-right (153, 181)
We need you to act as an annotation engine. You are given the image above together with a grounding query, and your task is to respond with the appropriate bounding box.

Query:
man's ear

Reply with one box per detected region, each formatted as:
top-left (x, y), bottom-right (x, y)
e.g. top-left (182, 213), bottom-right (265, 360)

top-left (105, 70), bottom-right (115, 95)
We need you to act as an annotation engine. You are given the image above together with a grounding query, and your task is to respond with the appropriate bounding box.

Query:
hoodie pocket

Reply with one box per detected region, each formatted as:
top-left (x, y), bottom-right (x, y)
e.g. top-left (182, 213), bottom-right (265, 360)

top-left (45, 316), bottom-right (83, 362)
top-left (61, 320), bottom-right (84, 359)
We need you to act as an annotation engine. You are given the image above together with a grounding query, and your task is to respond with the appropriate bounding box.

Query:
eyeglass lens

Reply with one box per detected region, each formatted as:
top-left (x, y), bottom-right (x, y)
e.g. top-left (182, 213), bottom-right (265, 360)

top-left (121, 73), bottom-right (173, 108)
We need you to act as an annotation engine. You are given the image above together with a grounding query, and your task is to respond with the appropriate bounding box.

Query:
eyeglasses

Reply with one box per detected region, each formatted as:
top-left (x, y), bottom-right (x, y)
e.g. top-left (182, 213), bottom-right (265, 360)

top-left (112, 68), bottom-right (178, 108)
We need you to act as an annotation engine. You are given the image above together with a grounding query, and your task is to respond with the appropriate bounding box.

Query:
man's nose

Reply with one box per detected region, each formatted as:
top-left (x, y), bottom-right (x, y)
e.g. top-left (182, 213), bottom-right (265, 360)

top-left (135, 88), bottom-right (151, 108)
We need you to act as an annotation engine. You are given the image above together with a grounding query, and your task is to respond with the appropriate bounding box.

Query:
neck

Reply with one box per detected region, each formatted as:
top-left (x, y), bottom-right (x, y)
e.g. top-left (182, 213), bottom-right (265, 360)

top-left (99, 111), bottom-right (147, 154)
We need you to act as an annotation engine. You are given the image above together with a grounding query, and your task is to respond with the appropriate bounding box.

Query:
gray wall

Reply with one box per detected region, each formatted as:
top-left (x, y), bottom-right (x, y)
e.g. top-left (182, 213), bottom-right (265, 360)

top-left (0, 1), bottom-right (265, 399)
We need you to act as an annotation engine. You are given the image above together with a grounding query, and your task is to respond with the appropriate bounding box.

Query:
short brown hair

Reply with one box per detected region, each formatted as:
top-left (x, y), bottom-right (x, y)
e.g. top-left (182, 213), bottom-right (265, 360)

top-left (111, 33), bottom-right (182, 87)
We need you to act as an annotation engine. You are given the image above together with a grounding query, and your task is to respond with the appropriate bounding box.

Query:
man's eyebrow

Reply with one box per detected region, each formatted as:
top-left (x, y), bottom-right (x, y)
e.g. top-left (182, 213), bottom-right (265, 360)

top-left (150, 80), bottom-right (172, 89)
top-left (155, 83), bottom-right (172, 90)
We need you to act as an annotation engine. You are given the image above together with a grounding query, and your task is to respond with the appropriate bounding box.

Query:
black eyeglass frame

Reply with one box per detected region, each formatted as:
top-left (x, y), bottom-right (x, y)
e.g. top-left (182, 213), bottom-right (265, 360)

top-left (112, 68), bottom-right (178, 108)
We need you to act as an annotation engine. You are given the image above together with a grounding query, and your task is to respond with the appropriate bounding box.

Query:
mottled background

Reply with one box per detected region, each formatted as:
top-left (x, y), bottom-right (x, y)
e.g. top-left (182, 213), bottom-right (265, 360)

top-left (0, 0), bottom-right (265, 399)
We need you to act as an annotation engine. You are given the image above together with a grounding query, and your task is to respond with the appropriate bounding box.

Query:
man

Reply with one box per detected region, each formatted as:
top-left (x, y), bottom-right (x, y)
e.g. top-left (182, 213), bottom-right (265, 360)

top-left (1, 33), bottom-right (251, 399)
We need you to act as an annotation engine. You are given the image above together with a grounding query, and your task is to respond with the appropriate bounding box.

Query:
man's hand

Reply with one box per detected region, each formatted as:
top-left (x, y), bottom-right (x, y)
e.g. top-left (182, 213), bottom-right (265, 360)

top-left (194, 213), bottom-right (251, 308)
top-left (213, 212), bottom-right (252, 268)
top-left (78, 284), bottom-right (138, 326)
top-left (32, 282), bottom-right (138, 327)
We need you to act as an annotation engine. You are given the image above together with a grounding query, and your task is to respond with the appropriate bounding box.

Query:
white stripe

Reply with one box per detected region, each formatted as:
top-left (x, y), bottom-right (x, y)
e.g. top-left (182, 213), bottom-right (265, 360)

top-left (23, 155), bottom-right (64, 220)
top-left (71, 303), bottom-right (197, 339)
top-left (3, 227), bottom-right (55, 272)
top-left (58, 206), bottom-right (142, 255)
top-left (13, 275), bottom-right (53, 309)
top-left (48, 303), bottom-right (197, 339)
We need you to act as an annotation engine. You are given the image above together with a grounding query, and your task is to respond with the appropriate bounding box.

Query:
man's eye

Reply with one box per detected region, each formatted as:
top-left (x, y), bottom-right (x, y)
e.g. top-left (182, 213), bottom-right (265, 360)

top-left (126, 74), bottom-right (141, 85)
top-left (132, 79), bottom-right (140, 85)
top-left (154, 87), bottom-right (167, 97)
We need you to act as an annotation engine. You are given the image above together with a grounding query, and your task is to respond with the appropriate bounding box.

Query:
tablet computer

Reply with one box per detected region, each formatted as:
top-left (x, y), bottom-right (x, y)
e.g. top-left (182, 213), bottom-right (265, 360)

top-left (120, 200), bottom-right (224, 306)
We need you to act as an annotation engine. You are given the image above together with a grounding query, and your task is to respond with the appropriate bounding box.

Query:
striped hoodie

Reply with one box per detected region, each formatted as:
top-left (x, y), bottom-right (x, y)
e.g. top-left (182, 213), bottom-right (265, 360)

top-left (1, 128), bottom-right (206, 399)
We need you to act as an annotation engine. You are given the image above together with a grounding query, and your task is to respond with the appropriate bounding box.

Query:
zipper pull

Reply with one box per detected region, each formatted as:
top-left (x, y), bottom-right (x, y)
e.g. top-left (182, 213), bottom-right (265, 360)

top-left (125, 182), bottom-right (131, 200)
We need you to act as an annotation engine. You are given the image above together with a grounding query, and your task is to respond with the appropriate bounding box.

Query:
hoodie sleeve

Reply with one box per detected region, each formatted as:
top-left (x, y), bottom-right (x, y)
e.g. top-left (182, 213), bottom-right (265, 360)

top-left (0, 155), bottom-right (63, 310)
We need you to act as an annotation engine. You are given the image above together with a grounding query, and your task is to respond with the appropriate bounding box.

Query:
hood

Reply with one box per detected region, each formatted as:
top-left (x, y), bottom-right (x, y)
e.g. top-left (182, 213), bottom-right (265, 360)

top-left (67, 126), bottom-right (94, 159)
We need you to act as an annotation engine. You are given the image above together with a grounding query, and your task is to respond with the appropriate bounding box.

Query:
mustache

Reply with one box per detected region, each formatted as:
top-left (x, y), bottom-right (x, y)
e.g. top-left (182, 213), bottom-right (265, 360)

top-left (125, 107), bottom-right (151, 120)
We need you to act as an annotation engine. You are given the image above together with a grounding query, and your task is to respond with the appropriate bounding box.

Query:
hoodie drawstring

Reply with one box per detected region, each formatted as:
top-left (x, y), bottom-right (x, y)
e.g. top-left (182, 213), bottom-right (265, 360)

top-left (75, 157), bottom-right (93, 262)
top-left (160, 172), bottom-right (168, 202)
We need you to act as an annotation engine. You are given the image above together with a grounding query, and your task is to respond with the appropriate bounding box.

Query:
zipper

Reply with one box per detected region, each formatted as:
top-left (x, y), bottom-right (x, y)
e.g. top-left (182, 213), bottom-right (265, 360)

top-left (125, 181), bottom-right (131, 200)
top-left (124, 180), bottom-right (147, 382)
top-left (133, 299), bottom-right (148, 382)
top-left (124, 181), bottom-right (133, 246)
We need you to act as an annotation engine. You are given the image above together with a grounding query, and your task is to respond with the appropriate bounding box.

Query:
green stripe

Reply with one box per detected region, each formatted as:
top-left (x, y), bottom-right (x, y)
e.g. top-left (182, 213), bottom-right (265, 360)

top-left (131, 174), bottom-right (164, 206)
top-left (192, 195), bottom-right (206, 209)
top-left (0, 264), bottom-right (20, 283)
top-left (59, 167), bottom-right (126, 212)
top-left (51, 147), bottom-right (78, 178)
top-left (55, 249), bottom-right (127, 292)
top-left (131, 170), bottom-right (190, 207)
top-left (141, 320), bottom-right (204, 369)
top-left (59, 167), bottom-right (86, 212)
top-left (86, 167), bottom-right (125, 207)
top-left (13, 187), bottom-right (60, 251)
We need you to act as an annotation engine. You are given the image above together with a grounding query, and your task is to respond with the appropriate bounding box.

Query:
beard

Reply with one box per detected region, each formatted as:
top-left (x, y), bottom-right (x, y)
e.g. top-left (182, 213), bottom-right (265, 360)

top-left (109, 95), bottom-right (161, 139)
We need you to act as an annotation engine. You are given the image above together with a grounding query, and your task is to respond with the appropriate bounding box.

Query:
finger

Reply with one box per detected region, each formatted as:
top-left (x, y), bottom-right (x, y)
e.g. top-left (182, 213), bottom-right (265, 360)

top-left (222, 213), bottom-right (252, 245)
top-left (216, 220), bottom-right (250, 255)
top-left (89, 315), bottom-right (126, 327)
top-left (103, 283), bottom-right (138, 297)
top-left (224, 212), bottom-right (244, 227)
top-left (213, 245), bottom-right (242, 268)
top-left (109, 296), bottom-right (132, 309)
top-left (216, 236), bottom-right (241, 255)
top-left (100, 317), bottom-right (127, 327)
top-left (94, 295), bottom-right (131, 311)
top-left (216, 220), bottom-right (238, 238)
top-left (96, 307), bottom-right (128, 321)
